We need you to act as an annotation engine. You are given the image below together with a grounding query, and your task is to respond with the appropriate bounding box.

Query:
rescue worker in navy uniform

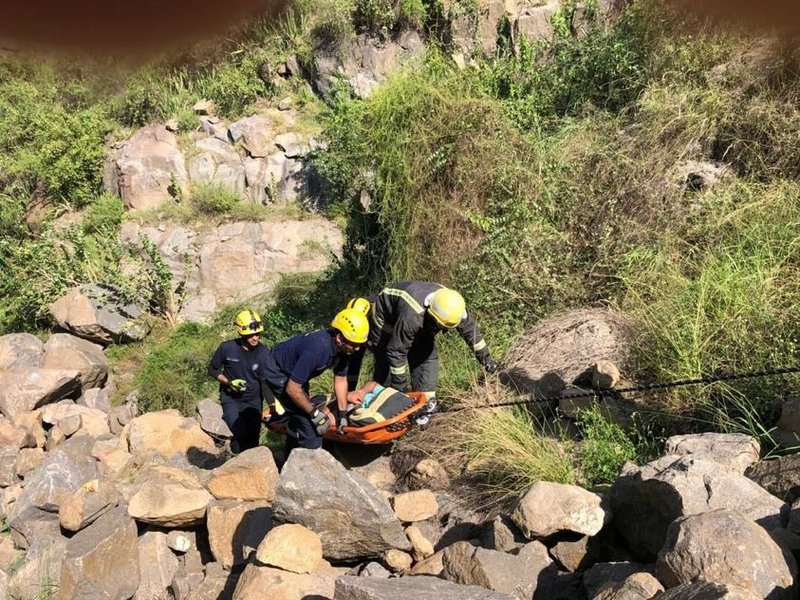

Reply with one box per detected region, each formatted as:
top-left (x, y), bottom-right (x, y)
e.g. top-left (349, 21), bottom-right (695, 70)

top-left (262, 307), bottom-right (369, 454)
top-left (362, 281), bottom-right (498, 423)
top-left (208, 310), bottom-right (272, 454)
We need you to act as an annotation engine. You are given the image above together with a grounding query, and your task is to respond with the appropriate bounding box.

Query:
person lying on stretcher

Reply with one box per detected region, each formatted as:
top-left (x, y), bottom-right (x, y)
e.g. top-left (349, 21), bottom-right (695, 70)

top-left (267, 380), bottom-right (417, 430)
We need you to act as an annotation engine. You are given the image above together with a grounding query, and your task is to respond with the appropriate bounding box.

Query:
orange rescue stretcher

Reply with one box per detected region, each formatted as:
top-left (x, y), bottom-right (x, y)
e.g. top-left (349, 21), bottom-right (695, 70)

top-left (263, 390), bottom-right (428, 445)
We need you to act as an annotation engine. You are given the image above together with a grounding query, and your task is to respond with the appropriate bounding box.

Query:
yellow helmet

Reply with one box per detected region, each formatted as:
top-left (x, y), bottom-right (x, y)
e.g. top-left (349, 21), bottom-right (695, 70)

top-left (235, 310), bottom-right (264, 336)
top-left (331, 308), bottom-right (369, 344)
top-left (427, 288), bottom-right (466, 329)
top-left (346, 297), bottom-right (371, 316)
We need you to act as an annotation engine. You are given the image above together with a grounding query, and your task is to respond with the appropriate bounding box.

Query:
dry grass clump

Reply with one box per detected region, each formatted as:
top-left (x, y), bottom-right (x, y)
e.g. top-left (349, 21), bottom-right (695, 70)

top-left (403, 381), bottom-right (576, 507)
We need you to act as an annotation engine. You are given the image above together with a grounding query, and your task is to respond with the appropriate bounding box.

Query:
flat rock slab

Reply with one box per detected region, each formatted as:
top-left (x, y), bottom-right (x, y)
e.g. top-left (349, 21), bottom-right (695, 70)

top-left (333, 575), bottom-right (517, 599)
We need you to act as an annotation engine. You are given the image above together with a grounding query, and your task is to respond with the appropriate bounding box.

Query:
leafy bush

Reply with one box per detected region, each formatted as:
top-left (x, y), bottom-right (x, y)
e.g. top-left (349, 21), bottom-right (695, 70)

top-left (191, 183), bottom-right (242, 214)
top-left (82, 194), bottom-right (124, 235)
top-left (575, 406), bottom-right (637, 486)
top-left (0, 65), bottom-right (112, 207)
top-left (134, 321), bottom-right (221, 414)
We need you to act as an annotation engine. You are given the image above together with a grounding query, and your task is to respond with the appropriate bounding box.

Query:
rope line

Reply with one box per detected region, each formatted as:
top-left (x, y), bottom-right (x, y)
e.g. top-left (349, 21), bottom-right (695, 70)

top-left (440, 364), bottom-right (800, 413)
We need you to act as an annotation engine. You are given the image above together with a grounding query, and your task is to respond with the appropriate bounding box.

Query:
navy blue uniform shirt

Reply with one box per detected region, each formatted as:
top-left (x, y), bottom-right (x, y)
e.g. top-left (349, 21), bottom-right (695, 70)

top-left (208, 339), bottom-right (271, 403)
top-left (270, 329), bottom-right (349, 389)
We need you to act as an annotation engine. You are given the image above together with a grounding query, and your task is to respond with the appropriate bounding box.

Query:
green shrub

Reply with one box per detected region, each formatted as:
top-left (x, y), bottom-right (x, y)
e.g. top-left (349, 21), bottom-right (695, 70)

top-left (82, 194), bottom-right (124, 235)
top-left (575, 406), bottom-right (637, 486)
top-left (134, 321), bottom-right (221, 415)
top-left (355, 0), bottom-right (396, 35)
top-left (191, 183), bottom-right (242, 214)
top-left (0, 66), bottom-right (112, 207)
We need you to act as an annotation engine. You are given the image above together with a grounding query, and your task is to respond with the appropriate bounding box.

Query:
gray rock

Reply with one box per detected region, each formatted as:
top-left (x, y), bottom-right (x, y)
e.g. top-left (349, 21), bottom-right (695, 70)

top-left (187, 136), bottom-right (246, 192)
top-left (78, 387), bottom-right (111, 413)
top-left (196, 398), bottom-right (233, 438)
top-left (59, 506), bottom-right (140, 600)
top-left (7, 534), bottom-right (67, 598)
top-left (0, 368), bottom-right (81, 420)
top-left (592, 572), bottom-right (664, 600)
top-left (609, 456), bottom-right (787, 559)
top-left (657, 581), bottom-right (763, 599)
top-left (0, 446), bottom-right (18, 487)
top-left (582, 562), bottom-right (654, 599)
top-left (103, 124), bottom-right (187, 211)
top-left (229, 115), bottom-right (274, 158)
top-left (8, 505), bottom-right (62, 551)
top-left (664, 432), bottom-right (760, 474)
top-left (657, 509), bottom-right (797, 599)
top-left (747, 454), bottom-right (800, 503)
top-left (49, 283), bottom-right (150, 345)
top-left (273, 448), bottom-right (411, 560)
top-left (8, 435), bottom-right (98, 523)
top-left (442, 540), bottom-right (555, 599)
top-left (135, 530), bottom-right (179, 600)
top-left (334, 575), bottom-right (517, 599)
top-left (42, 333), bottom-right (108, 390)
top-left (512, 481), bottom-right (609, 538)
top-left (0, 333), bottom-right (44, 369)
top-left (501, 307), bottom-right (636, 399)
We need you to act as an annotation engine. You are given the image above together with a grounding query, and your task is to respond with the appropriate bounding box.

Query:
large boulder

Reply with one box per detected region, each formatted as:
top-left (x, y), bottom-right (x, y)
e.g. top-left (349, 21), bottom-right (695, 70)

top-left (49, 283), bottom-right (150, 344)
top-left (42, 333), bottom-right (108, 390)
top-left (273, 449), bottom-right (411, 560)
top-left (206, 500), bottom-right (272, 568)
top-left (127, 466), bottom-right (212, 527)
top-left (747, 454), bottom-right (800, 503)
top-left (0, 368), bottom-right (81, 420)
top-left (0, 333), bottom-right (44, 369)
top-left (59, 506), bottom-right (140, 600)
top-left (656, 509), bottom-right (798, 599)
top-left (125, 409), bottom-right (217, 460)
top-left (8, 435), bottom-right (99, 524)
top-left (664, 432), bottom-right (760, 475)
top-left (501, 308), bottom-right (636, 397)
top-left (657, 581), bottom-right (762, 599)
top-left (232, 561), bottom-right (347, 600)
top-left (608, 455), bottom-right (787, 559)
top-left (312, 31), bottom-right (425, 100)
top-left (134, 530), bottom-right (180, 600)
top-left (255, 523), bottom-right (321, 574)
top-left (229, 115), bottom-right (274, 158)
top-left (442, 540), bottom-right (555, 598)
top-left (333, 575), bottom-right (518, 599)
top-left (103, 124), bottom-right (188, 211)
top-left (187, 136), bottom-right (247, 191)
top-left (511, 480), bottom-right (608, 538)
top-left (206, 446), bottom-right (279, 502)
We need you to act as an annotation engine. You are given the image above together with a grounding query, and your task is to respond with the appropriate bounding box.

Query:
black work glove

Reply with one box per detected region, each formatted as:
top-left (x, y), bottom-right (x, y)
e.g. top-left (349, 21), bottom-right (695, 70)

top-left (482, 356), bottom-right (499, 374)
top-left (390, 374), bottom-right (411, 392)
top-left (309, 409), bottom-right (330, 436)
top-left (337, 415), bottom-right (348, 433)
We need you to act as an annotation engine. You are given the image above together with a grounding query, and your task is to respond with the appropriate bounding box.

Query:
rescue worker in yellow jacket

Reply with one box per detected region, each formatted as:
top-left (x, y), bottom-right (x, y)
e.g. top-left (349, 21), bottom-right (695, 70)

top-left (348, 281), bottom-right (497, 423)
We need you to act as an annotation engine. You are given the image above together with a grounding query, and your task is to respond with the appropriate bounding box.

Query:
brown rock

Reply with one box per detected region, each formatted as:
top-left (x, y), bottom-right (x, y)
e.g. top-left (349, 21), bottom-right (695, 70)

top-left (58, 480), bottom-right (121, 532)
top-left (383, 548), bottom-right (413, 573)
top-left (405, 524), bottom-right (435, 560)
top-left (0, 368), bottom-right (81, 420)
top-left (255, 523), bottom-right (321, 574)
top-left (207, 446), bottom-right (279, 502)
top-left (42, 333), bottom-right (108, 390)
top-left (128, 466), bottom-right (212, 527)
top-left (392, 490), bottom-right (438, 523)
top-left (232, 561), bottom-right (346, 600)
top-left (126, 409), bottom-right (216, 460)
top-left (59, 506), bottom-right (139, 599)
top-left (207, 500), bottom-right (273, 568)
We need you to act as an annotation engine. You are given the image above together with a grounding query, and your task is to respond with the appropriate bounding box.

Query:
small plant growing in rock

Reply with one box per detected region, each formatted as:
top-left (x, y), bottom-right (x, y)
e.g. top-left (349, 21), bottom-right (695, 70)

top-left (191, 183), bottom-right (242, 214)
